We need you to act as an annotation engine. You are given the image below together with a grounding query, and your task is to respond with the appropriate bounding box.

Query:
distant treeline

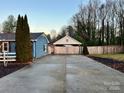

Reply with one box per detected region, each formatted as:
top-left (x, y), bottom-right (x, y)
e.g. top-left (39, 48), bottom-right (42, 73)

top-left (48, 0), bottom-right (124, 46)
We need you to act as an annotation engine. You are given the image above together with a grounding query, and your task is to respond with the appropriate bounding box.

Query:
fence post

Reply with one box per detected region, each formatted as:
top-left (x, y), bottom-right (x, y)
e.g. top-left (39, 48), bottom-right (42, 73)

top-left (3, 52), bottom-right (7, 67)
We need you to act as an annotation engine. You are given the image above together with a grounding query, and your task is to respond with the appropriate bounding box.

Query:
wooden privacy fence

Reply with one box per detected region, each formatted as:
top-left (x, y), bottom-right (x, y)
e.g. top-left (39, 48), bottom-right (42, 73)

top-left (0, 52), bottom-right (16, 67)
top-left (48, 45), bottom-right (124, 55)
top-left (88, 45), bottom-right (124, 54)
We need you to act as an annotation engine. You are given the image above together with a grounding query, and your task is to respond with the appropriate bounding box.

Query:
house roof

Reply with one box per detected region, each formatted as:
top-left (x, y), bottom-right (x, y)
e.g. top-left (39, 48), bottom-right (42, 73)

top-left (53, 34), bottom-right (82, 45)
top-left (0, 32), bottom-right (44, 41)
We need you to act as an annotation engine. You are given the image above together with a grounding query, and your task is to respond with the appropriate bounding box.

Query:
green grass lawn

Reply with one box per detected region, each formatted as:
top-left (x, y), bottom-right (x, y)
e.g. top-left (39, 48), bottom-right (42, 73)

top-left (90, 54), bottom-right (124, 62)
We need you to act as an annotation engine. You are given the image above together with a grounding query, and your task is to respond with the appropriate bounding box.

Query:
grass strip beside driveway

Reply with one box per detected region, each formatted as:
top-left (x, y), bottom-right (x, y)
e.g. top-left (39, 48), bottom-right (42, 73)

top-left (89, 54), bottom-right (124, 62)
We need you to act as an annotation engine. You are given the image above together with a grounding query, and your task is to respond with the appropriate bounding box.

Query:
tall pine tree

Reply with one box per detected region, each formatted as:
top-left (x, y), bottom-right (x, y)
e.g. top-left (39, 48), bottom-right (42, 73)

top-left (16, 15), bottom-right (32, 63)
top-left (16, 15), bottom-right (20, 62)
top-left (23, 15), bottom-right (32, 62)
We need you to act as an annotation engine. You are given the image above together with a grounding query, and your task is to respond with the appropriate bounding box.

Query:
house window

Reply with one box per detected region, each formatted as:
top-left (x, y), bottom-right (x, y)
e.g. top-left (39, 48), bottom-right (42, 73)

top-left (43, 44), bottom-right (47, 52)
top-left (3, 42), bottom-right (9, 52)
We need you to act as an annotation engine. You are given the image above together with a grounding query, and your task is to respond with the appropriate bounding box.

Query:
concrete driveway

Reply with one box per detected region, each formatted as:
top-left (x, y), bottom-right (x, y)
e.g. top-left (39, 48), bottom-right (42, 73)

top-left (0, 55), bottom-right (124, 93)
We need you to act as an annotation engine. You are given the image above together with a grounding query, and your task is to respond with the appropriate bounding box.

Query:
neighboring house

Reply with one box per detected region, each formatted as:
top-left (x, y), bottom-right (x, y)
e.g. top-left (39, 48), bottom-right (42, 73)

top-left (49, 33), bottom-right (82, 54)
top-left (0, 33), bottom-right (49, 58)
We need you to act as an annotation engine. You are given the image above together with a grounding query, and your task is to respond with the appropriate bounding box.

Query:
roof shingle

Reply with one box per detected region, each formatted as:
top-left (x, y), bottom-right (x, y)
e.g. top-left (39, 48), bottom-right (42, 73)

top-left (0, 33), bottom-right (43, 41)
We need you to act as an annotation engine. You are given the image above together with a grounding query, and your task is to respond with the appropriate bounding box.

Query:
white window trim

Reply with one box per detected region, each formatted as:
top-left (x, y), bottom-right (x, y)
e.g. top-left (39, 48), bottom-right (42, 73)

top-left (44, 44), bottom-right (47, 52)
top-left (2, 42), bottom-right (9, 52)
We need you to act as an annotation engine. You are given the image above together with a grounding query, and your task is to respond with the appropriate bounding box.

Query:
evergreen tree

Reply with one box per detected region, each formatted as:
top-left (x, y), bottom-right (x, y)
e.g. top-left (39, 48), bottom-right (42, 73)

top-left (16, 16), bottom-right (24, 62)
top-left (106, 21), bottom-right (110, 45)
top-left (16, 15), bottom-right (32, 63)
top-left (82, 44), bottom-right (89, 55)
top-left (23, 15), bottom-right (32, 62)
top-left (16, 15), bottom-right (21, 62)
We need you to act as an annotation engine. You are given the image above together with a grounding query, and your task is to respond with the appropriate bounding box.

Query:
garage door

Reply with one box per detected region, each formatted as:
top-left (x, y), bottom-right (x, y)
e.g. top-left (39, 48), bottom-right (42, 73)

top-left (54, 46), bottom-right (80, 54)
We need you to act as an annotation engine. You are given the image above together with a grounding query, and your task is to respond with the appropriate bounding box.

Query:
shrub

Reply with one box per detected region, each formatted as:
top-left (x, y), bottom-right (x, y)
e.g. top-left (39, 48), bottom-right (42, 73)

top-left (83, 44), bottom-right (89, 55)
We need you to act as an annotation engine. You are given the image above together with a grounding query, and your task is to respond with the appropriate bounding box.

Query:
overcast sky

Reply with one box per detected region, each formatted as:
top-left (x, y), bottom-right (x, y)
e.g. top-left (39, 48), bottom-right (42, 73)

top-left (0, 0), bottom-right (88, 34)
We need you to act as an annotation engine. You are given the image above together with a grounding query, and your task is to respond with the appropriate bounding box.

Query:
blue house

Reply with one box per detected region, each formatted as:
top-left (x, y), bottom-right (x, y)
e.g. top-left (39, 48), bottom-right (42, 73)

top-left (0, 33), bottom-right (49, 58)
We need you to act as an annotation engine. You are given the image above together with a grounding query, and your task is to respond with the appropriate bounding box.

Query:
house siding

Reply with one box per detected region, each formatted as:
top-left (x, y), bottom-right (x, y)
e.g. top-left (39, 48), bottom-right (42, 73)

top-left (9, 38), bottom-right (48, 58)
top-left (35, 35), bottom-right (48, 58)
top-left (9, 42), bottom-right (36, 57)
top-left (10, 42), bottom-right (16, 52)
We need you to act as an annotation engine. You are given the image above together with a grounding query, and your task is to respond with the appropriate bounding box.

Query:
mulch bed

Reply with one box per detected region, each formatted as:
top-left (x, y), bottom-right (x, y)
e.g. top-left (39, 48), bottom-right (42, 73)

top-left (0, 62), bottom-right (28, 78)
top-left (88, 56), bottom-right (124, 73)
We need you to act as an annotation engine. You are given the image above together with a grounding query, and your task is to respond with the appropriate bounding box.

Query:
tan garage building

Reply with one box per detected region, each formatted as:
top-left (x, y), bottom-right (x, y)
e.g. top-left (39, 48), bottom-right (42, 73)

top-left (49, 33), bottom-right (82, 54)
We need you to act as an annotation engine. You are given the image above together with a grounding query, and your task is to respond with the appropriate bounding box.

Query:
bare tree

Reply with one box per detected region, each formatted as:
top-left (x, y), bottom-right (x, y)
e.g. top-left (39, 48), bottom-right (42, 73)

top-left (2, 15), bottom-right (16, 33)
top-left (66, 0), bottom-right (124, 46)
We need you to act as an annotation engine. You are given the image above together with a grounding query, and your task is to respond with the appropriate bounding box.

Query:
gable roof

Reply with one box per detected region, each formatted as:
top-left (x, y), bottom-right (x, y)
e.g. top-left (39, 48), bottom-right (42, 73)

top-left (30, 33), bottom-right (43, 40)
top-left (53, 35), bottom-right (82, 45)
top-left (0, 32), bottom-right (44, 41)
